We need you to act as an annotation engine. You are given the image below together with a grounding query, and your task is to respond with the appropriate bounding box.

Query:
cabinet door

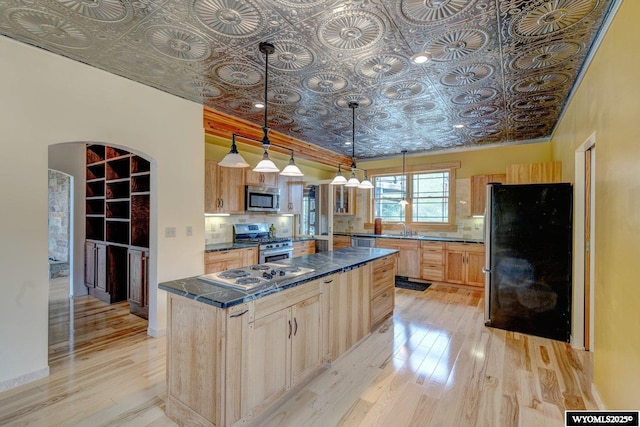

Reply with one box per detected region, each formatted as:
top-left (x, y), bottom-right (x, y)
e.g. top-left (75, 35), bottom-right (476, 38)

top-left (217, 166), bottom-right (245, 214)
top-left (287, 176), bottom-right (303, 214)
top-left (330, 264), bottom-right (370, 361)
top-left (250, 308), bottom-right (291, 413)
top-left (243, 247), bottom-right (258, 266)
top-left (245, 170), bottom-right (278, 187)
top-left (95, 243), bottom-right (107, 291)
top-left (471, 174), bottom-right (506, 216)
top-left (225, 303), bottom-right (253, 426)
top-left (127, 249), bottom-right (147, 305)
top-left (291, 295), bottom-right (322, 385)
top-left (376, 239), bottom-right (420, 278)
top-left (204, 160), bottom-right (219, 214)
top-left (466, 250), bottom-right (485, 287)
top-left (334, 185), bottom-right (354, 215)
top-left (85, 242), bottom-right (96, 287)
top-left (445, 249), bottom-right (465, 285)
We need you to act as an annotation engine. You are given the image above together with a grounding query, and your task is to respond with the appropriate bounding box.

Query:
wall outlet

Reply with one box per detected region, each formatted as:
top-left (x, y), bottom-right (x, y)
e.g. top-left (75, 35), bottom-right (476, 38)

top-left (165, 227), bottom-right (176, 238)
top-left (186, 226), bottom-right (193, 236)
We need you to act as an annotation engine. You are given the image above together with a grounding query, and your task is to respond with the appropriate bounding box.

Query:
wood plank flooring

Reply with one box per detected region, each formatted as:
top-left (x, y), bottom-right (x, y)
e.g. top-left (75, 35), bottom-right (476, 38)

top-left (0, 282), bottom-right (595, 426)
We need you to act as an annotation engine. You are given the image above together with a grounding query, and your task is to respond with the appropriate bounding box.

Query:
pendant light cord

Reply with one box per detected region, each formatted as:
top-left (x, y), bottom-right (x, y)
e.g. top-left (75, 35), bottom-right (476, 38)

top-left (349, 101), bottom-right (358, 168)
top-left (259, 42), bottom-right (275, 147)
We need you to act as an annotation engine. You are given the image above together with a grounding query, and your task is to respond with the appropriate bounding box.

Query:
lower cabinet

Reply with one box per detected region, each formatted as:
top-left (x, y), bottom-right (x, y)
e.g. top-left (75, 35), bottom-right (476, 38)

top-left (85, 241), bottom-right (106, 291)
top-left (330, 263), bottom-right (371, 361)
top-left (292, 239), bottom-right (316, 257)
top-left (376, 238), bottom-right (421, 279)
top-left (371, 254), bottom-right (396, 327)
top-left (421, 241), bottom-right (445, 282)
top-left (249, 280), bottom-right (323, 415)
top-left (332, 234), bottom-right (351, 250)
top-left (445, 242), bottom-right (485, 287)
top-left (127, 248), bottom-right (149, 319)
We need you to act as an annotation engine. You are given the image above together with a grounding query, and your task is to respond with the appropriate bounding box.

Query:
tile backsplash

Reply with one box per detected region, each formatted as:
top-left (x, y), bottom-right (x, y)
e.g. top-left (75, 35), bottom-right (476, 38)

top-left (205, 214), bottom-right (294, 245)
top-left (332, 178), bottom-right (485, 241)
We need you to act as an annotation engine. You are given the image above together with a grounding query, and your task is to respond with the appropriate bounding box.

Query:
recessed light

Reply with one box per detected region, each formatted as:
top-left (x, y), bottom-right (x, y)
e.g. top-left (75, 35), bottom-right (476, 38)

top-left (411, 52), bottom-right (432, 64)
top-left (344, 141), bottom-right (352, 145)
top-left (454, 124), bottom-right (465, 129)
top-left (254, 102), bottom-right (264, 108)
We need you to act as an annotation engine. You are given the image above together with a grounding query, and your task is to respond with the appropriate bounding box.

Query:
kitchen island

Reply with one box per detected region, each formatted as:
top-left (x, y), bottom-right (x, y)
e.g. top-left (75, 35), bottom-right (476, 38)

top-left (159, 247), bottom-right (397, 427)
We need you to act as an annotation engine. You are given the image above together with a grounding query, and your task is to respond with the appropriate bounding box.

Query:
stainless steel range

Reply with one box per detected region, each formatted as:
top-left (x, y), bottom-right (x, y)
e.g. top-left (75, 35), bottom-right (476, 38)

top-left (198, 263), bottom-right (315, 292)
top-left (233, 223), bottom-right (293, 264)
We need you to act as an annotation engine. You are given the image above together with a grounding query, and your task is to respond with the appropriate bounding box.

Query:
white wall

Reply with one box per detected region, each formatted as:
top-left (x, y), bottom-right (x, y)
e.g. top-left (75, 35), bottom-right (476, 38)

top-left (0, 35), bottom-right (205, 390)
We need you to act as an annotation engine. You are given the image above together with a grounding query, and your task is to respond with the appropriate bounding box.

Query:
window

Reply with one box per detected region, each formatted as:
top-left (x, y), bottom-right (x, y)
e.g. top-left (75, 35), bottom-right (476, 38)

top-left (370, 162), bottom-right (457, 230)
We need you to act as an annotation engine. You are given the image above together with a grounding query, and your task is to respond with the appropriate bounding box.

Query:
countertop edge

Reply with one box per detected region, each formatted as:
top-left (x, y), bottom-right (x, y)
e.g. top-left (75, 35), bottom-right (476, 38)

top-left (159, 248), bottom-right (398, 309)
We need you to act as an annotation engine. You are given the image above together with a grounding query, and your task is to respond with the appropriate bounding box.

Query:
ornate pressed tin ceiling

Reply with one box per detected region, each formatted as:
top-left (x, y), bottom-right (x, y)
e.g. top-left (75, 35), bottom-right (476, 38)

top-left (0, 0), bottom-right (616, 159)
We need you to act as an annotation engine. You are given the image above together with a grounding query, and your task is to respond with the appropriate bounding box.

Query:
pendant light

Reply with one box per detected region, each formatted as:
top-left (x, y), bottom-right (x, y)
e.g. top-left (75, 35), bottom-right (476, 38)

top-left (219, 134), bottom-right (250, 167)
top-left (399, 149), bottom-right (409, 206)
top-left (344, 101), bottom-right (361, 188)
top-left (359, 170), bottom-right (374, 189)
top-left (280, 148), bottom-right (303, 177)
top-left (253, 42), bottom-right (279, 173)
top-left (330, 164), bottom-right (348, 185)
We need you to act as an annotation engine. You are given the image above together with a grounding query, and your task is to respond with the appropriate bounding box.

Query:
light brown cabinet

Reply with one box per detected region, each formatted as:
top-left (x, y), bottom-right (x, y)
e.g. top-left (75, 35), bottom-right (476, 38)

top-left (204, 247), bottom-right (258, 274)
top-left (85, 241), bottom-right (107, 291)
top-left (421, 241), bottom-right (445, 282)
top-left (245, 169), bottom-right (279, 187)
top-left (166, 296), bottom-right (252, 427)
top-left (376, 238), bottom-right (421, 279)
top-left (470, 174), bottom-right (506, 216)
top-left (370, 254), bottom-right (396, 327)
top-left (506, 161), bottom-right (562, 184)
top-left (249, 280), bottom-right (322, 414)
top-left (332, 234), bottom-right (352, 250)
top-left (445, 242), bottom-right (485, 288)
top-left (292, 240), bottom-right (315, 257)
top-left (330, 263), bottom-right (371, 360)
top-left (205, 160), bottom-right (245, 214)
top-left (279, 175), bottom-right (303, 214)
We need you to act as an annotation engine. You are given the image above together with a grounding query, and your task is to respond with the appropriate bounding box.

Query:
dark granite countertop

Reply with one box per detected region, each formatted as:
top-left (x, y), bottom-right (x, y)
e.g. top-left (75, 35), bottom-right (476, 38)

top-left (159, 247), bottom-right (397, 309)
top-left (205, 242), bottom-right (258, 252)
top-left (335, 232), bottom-right (483, 244)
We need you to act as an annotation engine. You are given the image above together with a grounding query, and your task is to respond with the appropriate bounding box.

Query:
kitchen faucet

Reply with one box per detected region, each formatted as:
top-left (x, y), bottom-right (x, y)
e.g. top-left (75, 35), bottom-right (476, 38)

top-left (398, 222), bottom-right (408, 236)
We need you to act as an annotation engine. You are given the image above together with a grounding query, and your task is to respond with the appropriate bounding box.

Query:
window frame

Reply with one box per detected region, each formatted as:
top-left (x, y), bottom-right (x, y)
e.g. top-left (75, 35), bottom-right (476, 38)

top-left (366, 161), bottom-right (459, 232)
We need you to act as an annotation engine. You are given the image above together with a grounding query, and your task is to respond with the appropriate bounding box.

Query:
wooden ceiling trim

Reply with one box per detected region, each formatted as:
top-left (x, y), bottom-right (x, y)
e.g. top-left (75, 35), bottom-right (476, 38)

top-left (203, 107), bottom-right (350, 168)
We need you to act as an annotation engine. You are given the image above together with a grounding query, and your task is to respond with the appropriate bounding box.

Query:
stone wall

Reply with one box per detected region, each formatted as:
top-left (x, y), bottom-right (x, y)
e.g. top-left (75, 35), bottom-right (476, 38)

top-left (48, 170), bottom-right (70, 264)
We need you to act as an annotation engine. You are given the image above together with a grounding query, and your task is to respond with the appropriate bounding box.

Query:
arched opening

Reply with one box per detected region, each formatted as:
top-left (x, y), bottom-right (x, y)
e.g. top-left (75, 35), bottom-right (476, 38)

top-left (48, 141), bottom-right (157, 359)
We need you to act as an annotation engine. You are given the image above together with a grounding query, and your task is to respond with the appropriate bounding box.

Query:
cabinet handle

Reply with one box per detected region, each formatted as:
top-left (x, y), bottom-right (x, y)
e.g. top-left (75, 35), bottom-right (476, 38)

top-left (220, 198), bottom-right (224, 208)
top-left (323, 279), bottom-right (334, 284)
top-left (230, 309), bottom-right (248, 318)
top-left (288, 320), bottom-right (292, 339)
top-left (294, 317), bottom-right (298, 336)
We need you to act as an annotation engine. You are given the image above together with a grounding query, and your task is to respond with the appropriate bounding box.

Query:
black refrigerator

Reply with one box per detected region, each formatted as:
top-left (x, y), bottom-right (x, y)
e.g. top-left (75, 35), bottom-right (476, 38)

top-left (484, 183), bottom-right (573, 342)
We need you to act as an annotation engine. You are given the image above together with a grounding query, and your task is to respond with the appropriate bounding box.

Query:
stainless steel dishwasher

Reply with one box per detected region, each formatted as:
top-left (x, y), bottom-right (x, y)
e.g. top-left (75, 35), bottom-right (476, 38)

top-left (351, 236), bottom-right (377, 248)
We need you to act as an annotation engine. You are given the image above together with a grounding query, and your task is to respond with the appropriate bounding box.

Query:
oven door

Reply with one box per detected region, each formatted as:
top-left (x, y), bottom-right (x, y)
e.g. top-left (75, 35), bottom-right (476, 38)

top-left (260, 248), bottom-right (293, 264)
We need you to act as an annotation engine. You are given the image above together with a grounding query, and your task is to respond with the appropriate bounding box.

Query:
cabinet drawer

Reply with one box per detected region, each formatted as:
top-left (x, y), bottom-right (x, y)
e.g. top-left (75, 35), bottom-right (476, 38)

top-left (446, 242), bottom-right (485, 253)
top-left (372, 254), bottom-right (395, 269)
top-left (422, 250), bottom-right (443, 264)
top-left (205, 249), bottom-right (241, 264)
top-left (421, 264), bottom-right (444, 281)
top-left (372, 268), bottom-right (394, 297)
top-left (371, 290), bottom-right (394, 326)
top-left (254, 280), bottom-right (321, 320)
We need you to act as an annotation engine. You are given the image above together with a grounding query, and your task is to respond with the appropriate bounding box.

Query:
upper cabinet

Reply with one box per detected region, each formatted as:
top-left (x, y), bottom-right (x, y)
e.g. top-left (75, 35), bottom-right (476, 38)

top-left (279, 176), bottom-right (303, 214)
top-left (506, 161), bottom-right (562, 184)
top-left (205, 160), bottom-right (245, 214)
top-left (470, 174), bottom-right (506, 216)
top-left (245, 170), bottom-right (279, 187)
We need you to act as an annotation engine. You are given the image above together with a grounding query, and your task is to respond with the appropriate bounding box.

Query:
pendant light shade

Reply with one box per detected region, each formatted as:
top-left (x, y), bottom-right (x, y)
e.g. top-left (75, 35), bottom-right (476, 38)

top-left (331, 165), bottom-right (347, 185)
top-left (253, 42), bottom-right (280, 173)
top-left (218, 135), bottom-right (249, 168)
top-left (399, 149), bottom-right (409, 206)
top-left (358, 171), bottom-right (374, 189)
top-left (345, 171), bottom-right (360, 187)
top-left (280, 150), bottom-right (303, 176)
top-left (253, 148), bottom-right (280, 172)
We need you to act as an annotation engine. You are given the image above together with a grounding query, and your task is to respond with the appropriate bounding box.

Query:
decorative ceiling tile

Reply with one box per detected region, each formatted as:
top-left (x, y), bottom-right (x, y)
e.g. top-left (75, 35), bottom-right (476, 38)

top-left (0, 0), bottom-right (617, 158)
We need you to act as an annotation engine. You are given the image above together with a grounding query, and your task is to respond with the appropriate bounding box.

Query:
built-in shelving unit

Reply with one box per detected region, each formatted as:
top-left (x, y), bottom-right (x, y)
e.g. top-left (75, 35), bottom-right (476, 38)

top-left (85, 144), bottom-right (150, 318)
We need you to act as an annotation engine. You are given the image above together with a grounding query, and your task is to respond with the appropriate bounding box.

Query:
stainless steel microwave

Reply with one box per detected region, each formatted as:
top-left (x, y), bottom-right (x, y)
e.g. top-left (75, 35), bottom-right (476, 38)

top-left (245, 186), bottom-right (280, 212)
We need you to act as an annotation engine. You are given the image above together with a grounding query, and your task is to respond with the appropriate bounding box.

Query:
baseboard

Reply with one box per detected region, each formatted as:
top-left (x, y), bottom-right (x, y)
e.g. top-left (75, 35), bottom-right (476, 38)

top-left (0, 366), bottom-right (49, 393)
top-left (591, 383), bottom-right (606, 409)
top-left (148, 326), bottom-right (166, 338)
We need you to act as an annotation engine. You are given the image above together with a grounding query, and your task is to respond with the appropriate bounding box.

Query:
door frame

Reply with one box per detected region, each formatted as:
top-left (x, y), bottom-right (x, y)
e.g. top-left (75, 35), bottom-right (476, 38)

top-left (573, 132), bottom-right (596, 350)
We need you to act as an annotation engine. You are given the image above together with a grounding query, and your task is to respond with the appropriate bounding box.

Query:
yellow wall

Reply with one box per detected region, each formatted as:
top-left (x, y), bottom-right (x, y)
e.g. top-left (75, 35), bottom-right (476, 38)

top-left (551, 0), bottom-right (640, 409)
top-left (360, 141), bottom-right (553, 178)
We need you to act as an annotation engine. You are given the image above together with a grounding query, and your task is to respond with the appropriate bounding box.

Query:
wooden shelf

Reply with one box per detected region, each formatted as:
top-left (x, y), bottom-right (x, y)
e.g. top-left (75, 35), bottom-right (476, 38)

top-left (106, 181), bottom-right (130, 199)
top-left (106, 221), bottom-right (129, 245)
top-left (131, 156), bottom-right (150, 174)
top-left (86, 164), bottom-right (105, 180)
top-left (86, 181), bottom-right (104, 198)
top-left (131, 194), bottom-right (149, 248)
top-left (106, 200), bottom-right (130, 219)
top-left (86, 217), bottom-right (104, 241)
top-left (86, 145), bottom-right (105, 164)
top-left (106, 146), bottom-right (130, 160)
top-left (131, 174), bottom-right (150, 193)
top-left (86, 199), bottom-right (105, 215)
top-left (106, 158), bottom-right (130, 180)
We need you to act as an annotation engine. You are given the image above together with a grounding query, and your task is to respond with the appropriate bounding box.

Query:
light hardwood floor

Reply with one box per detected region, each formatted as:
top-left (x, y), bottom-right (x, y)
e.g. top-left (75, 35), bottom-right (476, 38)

top-left (0, 281), bottom-right (595, 426)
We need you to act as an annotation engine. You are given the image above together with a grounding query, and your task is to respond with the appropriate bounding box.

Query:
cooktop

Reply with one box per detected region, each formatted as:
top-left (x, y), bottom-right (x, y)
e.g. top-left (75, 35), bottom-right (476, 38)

top-left (198, 262), bottom-right (315, 292)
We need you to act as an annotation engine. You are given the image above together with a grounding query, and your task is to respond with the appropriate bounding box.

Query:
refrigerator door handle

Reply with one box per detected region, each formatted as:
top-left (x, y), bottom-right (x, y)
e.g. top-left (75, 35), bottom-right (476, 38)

top-left (484, 183), bottom-right (493, 325)
top-left (482, 267), bottom-right (490, 273)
